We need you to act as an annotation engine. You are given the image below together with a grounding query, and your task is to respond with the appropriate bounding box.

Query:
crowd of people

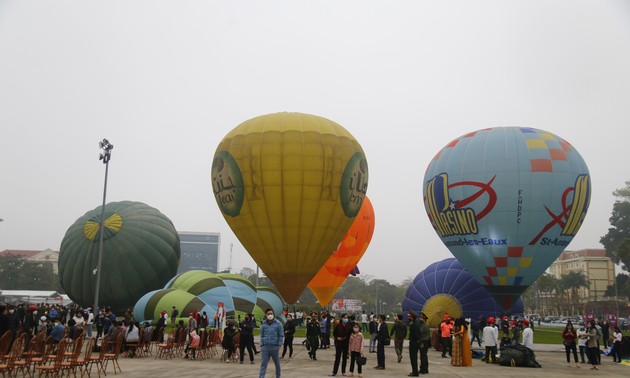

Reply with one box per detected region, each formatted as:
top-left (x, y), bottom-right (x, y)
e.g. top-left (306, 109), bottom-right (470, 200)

top-left (1, 301), bottom-right (626, 377)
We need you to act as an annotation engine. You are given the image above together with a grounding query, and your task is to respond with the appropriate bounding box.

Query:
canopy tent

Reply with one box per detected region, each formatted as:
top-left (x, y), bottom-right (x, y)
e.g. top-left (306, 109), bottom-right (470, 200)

top-left (0, 290), bottom-right (72, 305)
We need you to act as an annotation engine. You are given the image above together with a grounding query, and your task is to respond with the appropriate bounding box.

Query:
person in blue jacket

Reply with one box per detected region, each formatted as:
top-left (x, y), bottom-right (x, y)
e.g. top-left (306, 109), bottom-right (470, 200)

top-left (259, 308), bottom-right (284, 378)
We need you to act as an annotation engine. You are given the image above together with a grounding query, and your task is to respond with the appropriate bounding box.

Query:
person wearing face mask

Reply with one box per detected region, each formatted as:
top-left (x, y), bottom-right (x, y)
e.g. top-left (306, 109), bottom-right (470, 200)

top-left (6, 305), bottom-right (20, 337)
top-left (259, 308), bottom-right (283, 378)
top-left (348, 323), bottom-right (364, 378)
top-left (239, 314), bottom-right (255, 364)
top-left (281, 314), bottom-right (295, 359)
top-left (329, 313), bottom-right (351, 376)
top-left (306, 312), bottom-right (320, 360)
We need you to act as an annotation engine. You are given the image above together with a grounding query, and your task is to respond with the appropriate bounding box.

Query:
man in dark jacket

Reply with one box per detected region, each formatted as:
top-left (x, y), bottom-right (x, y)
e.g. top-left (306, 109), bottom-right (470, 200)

top-left (418, 312), bottom-right (431, 375)
top-left (391, 314), bottom-right (408, 363)
top-left (281, 314), bottom-right (296, 359)
top-left (306, 312), bottom-right (320, 360)
top-left (407, 311), bottom-right (421, 376)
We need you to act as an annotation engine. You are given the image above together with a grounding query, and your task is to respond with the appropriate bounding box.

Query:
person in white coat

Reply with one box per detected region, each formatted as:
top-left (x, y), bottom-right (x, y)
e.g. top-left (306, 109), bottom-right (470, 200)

top-left (482, 317), bottom-right (499, 364)
top-left (521, 320), bottom-right (534, 349)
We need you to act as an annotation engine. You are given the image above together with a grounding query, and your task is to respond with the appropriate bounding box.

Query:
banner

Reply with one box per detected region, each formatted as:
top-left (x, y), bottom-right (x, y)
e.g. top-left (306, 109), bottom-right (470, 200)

top-left (331, 298), bottom-right (363, 312)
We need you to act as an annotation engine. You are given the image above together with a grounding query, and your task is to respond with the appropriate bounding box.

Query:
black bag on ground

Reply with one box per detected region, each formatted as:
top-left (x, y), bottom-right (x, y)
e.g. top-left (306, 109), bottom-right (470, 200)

top-left (499, 344), bottom-right (541, 368)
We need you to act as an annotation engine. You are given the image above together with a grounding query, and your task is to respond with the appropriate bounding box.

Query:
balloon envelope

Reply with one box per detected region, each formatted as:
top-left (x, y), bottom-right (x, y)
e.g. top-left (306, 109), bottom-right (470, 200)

top-left (212, 112), bottom-right (368, 303)
top-left (402, 258), bottom-right (523, 328)
top-left (59, 201), bottom-right (180, 311)
top-left (423, 127), bottom-right (590, 309)
top-left (308, 196), bottom-right (375, 306)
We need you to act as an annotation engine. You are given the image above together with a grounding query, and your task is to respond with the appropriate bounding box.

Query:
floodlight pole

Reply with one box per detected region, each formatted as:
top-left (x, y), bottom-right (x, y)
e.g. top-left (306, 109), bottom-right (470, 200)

top-left (93, 138), bottom-right (113, 315)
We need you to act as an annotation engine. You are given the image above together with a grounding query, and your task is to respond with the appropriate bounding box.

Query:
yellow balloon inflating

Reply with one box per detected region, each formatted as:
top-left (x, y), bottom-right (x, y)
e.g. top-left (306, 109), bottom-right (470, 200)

top-left (211, 112), bottom-right (368, 303)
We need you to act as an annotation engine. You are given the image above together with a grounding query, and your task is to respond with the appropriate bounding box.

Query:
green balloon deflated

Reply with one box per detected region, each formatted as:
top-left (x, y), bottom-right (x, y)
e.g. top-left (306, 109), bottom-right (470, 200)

top-left (59, 201), bottom-right (181, 311)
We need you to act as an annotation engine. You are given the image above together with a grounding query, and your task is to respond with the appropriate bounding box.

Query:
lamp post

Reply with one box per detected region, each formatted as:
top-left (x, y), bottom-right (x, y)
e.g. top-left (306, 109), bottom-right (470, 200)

top-left (93, 138), bottom-right (113, 314)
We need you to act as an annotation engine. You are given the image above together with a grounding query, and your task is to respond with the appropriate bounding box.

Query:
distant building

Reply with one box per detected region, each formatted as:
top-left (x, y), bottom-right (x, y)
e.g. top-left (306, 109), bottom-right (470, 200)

top-left (547, 248), bottom-right (614, 301)
top-left (177, 232), bottom-right (220, 273)
top-left (0, 248), bottom-right (59, 273)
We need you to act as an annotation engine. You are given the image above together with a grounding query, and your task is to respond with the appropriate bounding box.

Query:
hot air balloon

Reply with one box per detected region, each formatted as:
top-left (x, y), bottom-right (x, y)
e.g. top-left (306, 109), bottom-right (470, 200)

top-left (402, 258), bottom-right (524, 328)
top-left (59, 201), bottom-right (181, 311)
top-left (308, 196), bottom-right (375, 306)
top-left (253, 286), bottom-right (287, 324)
top-left (165, 270), bottom-right (257, 320)
top-left (133, 288), bottom-right (212, 324)
top-left (212, 112), bottom-right (368, 303)
top-left (423, 127), bottom-right (590, 309)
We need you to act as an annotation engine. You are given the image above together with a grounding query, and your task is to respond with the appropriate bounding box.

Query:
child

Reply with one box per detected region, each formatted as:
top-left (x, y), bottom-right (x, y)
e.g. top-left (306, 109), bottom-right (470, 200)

top-left (348, 324), bottom-right (364, 377)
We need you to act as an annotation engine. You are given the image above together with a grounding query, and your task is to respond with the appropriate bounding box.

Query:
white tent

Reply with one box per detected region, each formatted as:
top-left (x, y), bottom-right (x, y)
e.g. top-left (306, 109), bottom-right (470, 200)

top-left (0, 290), bottom-right (72, 305)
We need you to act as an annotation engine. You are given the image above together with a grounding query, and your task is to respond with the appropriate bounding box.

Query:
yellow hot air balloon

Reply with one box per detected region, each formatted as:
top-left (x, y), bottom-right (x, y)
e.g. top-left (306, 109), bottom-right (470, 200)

top-left (212, 112), bottom-right (368, 303)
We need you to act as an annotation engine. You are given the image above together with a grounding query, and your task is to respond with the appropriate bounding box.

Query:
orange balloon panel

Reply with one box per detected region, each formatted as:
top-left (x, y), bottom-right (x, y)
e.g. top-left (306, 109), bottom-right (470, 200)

top-left (308, 196), bottom-right (375, 306)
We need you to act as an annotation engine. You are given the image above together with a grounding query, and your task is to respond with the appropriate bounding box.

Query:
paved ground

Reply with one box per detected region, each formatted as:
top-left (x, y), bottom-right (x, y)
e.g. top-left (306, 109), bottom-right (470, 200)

top-left (110, 338), bottom-right (629, 378)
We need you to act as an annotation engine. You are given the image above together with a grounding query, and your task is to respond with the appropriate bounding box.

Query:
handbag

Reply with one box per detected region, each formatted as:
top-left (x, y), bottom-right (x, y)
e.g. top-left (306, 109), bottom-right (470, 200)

top-left (383, 337), bottom-right (391, 346)
top-left (358, 355), bottom-right (367, 366)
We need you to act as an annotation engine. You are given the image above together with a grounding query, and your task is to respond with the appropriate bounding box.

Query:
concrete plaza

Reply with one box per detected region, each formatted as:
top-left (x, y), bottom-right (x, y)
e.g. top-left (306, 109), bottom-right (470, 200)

top-left (111, 339), bottom-right (629, 378)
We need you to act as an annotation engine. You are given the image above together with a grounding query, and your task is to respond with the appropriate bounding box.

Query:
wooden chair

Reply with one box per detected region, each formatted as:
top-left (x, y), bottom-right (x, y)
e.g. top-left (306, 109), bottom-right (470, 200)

top-left (60, 336), bottom-right (83, 377)
top-left (73, 337), bottom-right (94, 377)
top-left (173, 329), bottom-right (187, 357)
top-left (0, 332), bottom-right (25, 377)
top-left (102, 333), bottom-right (123, 375)
top-left (62, 337), bottom-right (92, 378)
top-left (13, 332), bottom-right (43, 378)
top-left (84, 339), bottom-right (108, 378)
top-left (0, 331), bottom-right (13, 363)
top-left (28, 337), bottom-right (56, 376)
top-left (35, 339), bottom-right (67, 378)
top-left (154, 334), bottom-right (175, 360)
top-left (149, 327), bottom-right (164, 354)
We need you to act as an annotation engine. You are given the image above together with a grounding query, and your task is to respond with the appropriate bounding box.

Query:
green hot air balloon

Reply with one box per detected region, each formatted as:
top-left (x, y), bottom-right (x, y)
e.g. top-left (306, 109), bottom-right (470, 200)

top-left (59, 201), bottom-right (181, 311)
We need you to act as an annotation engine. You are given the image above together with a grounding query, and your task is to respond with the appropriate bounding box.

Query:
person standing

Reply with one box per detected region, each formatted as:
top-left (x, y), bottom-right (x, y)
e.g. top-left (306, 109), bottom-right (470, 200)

top-left (281, 314), bottom-right (295, 359)
top-left (451, 317), bottom-right (472, 367)
top-left (319, 314), bottom-right (329, 350)
top-left (470, 316), bottom-right (482, 347)
top-left (407, 312), bottom-right (421, 377)
top-left (306, 312), bottom-right (320, 360)
top-left (600, 320), bottom-right (610, 350)
top-left (586, 320), bottom-right (599, 370)
top-left (374, 314), bottom-right (389, 370)
top-left (418, 313), bottom-right (431, 375)
top-left (329, 313), bottom-right (351, 376)
top-left (577, 324), bottom-right (588, 363)
top-left (561, 322), bottom-right (580, 368)
top-left (390, 314), bottom-right (407, 363)
top-left (348, 323), bottom-right (364, 378)
top-left (259, 308), bottom-right (283, 378)
top-left (521, 320), bottom-right (534, 349)
top-left (368, 316), bottom-right (378, 353)
top-left (170, 306), bottom-right (179, 327)
top-left (439, 318), bottom-right (453, 358)
top-left (238, 314), bottom-right (255, 364)
top-left (482, 317), bottom-right (498, 364)
top-left (610, 326), bottom-right (622, 363)
top-left (360, 311), bottom-right (369, 333)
